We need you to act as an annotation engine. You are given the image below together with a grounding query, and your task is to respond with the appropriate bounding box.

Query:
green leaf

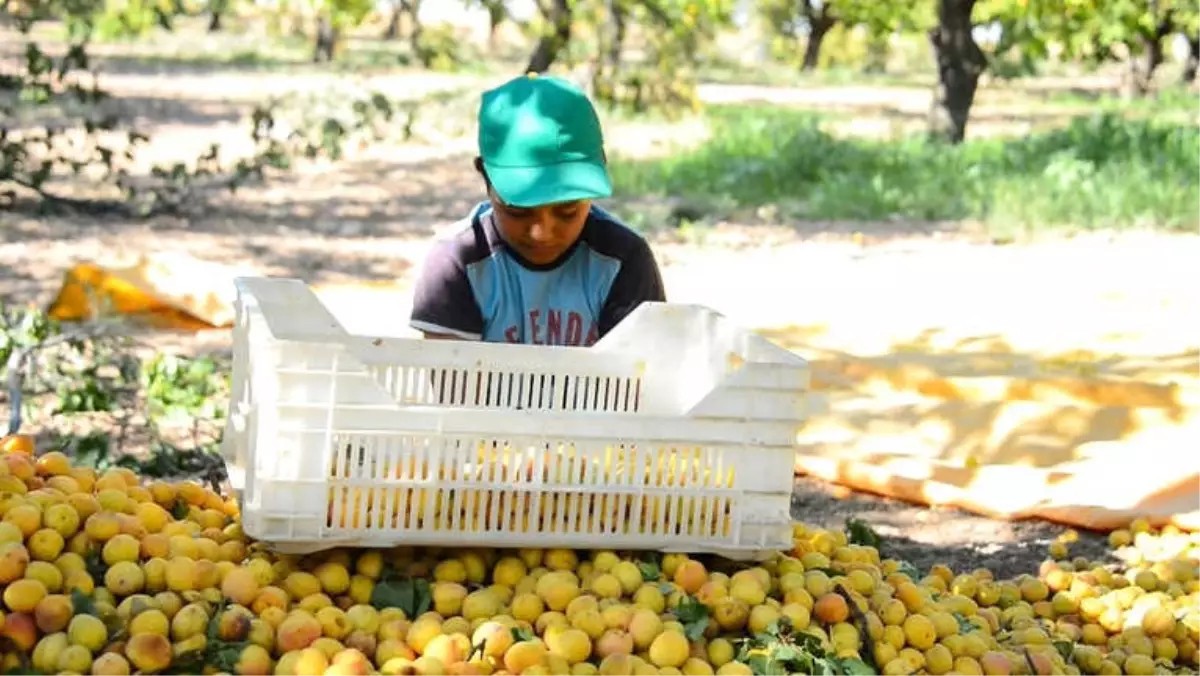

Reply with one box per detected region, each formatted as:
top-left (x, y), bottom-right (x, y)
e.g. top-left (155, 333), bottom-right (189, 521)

top-left (952, 612), bottom-right (976, 635)
top-left (370, 573), bottom-right (432, 619)
top-left (844, 518), bottom-right (881, 549)
top-left (638, 551), bottom-right (663, 581)
top-left (672, 594), bottom-right (711, 641)
top-left (673, 595), bottom-right (709, 624)
top-left (683, 616), bottom-right (708, 641)
top-left (772, 644), bottom-right (804, 663)
top-left (895, 560), bottom-right (921, 580)
top-left (205, 640), bottom-right (248, 674)
top-left (835, 657), bottom-right (878, 675)
top-left (747, 652), bottom-right (786, 676)
top-left (511, 626), bottom-right (536, 643)
top-left (69, 588), bottom-right (97, 617)
top-left (84, 550), bottom-right (108, 581)
top-left (809, 655), bottom-right (839, 676)
top-left (791, 630), bottom-right (827, 654)
top-left (1052, 640), bottom-right (1074, 661)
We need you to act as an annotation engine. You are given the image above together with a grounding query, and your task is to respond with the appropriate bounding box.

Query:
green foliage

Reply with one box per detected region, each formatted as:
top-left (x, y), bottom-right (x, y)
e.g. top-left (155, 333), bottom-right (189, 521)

top-left (590, 0), bottom-right (735, 116)
top-left (638, 552), bottom-right (663, 581)
top-left (91, 0), bottom-right (177, 40)
top-left (371, 571), bottom-right (433, 618)
top-left (414, 23), bottom-right (464, 71)
top-left (2, 15), bottom-right (467, 216)
top-left (759, 0), bottom-right (928, 68)
top-left (671, 595), bottom-right (711, 641)
top-left (845, 518), bottom-right (881, 550)
top-left (736, 618), bottom-right (875, 675)
top-left (0, 302), bottom-right (231, 480)
top-left (142, 353), bottom-right (227, 422)
top-left (167, 602), bottom-right (252, 675)
top-left (986, 0), bottom-right (1195, 69)
top-left (612, 104), bottom-right (1200, 233)
top-left (814, 24), bottom-right (877, 69)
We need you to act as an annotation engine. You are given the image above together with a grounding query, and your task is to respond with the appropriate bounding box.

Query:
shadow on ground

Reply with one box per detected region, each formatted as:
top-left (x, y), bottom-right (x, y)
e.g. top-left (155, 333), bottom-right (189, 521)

top-left (0, 153), bottom-right (482, 304)
top-left (790, 475), bottom-right (1114, 580)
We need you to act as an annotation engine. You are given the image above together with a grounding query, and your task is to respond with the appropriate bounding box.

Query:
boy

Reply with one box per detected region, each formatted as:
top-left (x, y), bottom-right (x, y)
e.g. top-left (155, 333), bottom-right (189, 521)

top-left (408, 73), bottom-right (666, 346)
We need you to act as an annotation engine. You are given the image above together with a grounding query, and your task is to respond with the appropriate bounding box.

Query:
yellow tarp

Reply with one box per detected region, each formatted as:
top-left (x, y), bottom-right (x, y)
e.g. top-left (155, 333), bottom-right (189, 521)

top-left (47, 252), bottom-right (254, 329)
top-left (768, 333), bottom-right (1200, 533)
top-left (44, 253), bottom-right (1200, 532)
top-left (46, 253), bottom-right (409, 331)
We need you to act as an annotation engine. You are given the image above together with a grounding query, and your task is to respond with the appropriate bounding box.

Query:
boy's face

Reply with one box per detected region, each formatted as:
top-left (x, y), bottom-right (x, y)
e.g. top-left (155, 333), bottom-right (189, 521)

top-left (488, 185), bottom-right (589, 265)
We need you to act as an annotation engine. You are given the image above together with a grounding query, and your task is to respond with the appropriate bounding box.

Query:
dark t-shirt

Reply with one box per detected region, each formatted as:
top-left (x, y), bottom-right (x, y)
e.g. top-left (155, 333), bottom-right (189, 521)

top-left (410, 201), bottom-right (666, 345)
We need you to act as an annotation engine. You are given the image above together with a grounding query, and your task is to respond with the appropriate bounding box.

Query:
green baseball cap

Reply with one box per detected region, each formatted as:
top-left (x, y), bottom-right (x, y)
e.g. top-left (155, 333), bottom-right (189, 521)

top-left (477, 73), bottom-right (612, 208)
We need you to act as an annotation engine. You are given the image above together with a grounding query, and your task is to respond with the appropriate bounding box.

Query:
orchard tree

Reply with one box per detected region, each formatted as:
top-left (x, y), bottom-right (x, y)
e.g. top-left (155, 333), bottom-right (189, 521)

top-left (381, 0), bottom-right (418, 42)
top-left (759, 0), bottom-right (839, 70)
top-left (518, 0), bottom-right (730, 114)
top-left (310, 0), bottom-right (374, 62)
top-left (526, 0), bottom-right (573, 73)
top-left (927, 0), bottom-right (985, 143)
top-left (473, 0), bottom-right (511, 50)
top-left (588, 0), bottom-right (733, 112)
top-left (1165, 3), bottom-right (1198, 84)
top-left (994, 0), bottom-right (1198, 96)
top-left (758, 0), bottom-right (923, 71)
top-left (207, 0), bottom-right (232, 31)
top-left (1182, 17), bottom-right (1199, 82)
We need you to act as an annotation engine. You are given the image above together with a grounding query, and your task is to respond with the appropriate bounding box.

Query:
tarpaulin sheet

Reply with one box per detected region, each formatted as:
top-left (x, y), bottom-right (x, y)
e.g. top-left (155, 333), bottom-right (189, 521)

top-left (46, 252), bottom-right (408, 331)
top-left (777, 342), bottom-right (1199, 532)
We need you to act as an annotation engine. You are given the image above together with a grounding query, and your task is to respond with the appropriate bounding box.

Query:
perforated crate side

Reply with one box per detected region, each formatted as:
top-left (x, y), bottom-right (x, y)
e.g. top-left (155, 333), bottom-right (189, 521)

top-left (228, 277), bottom-right (806, 559)
top-left (250, 433), bottom-right (795, 558)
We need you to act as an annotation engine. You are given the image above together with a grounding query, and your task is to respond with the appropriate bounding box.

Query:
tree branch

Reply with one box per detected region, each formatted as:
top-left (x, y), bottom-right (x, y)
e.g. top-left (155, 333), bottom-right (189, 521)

top-left (4, 320), bottom-right (125, 436)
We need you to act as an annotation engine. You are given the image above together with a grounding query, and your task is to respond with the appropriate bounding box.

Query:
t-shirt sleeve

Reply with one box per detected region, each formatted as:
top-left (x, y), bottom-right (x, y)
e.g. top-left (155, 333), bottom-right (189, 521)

top-left (409, 241), bottom-right (485, 340)
top-left (598, 238), bottom-right (666, 336)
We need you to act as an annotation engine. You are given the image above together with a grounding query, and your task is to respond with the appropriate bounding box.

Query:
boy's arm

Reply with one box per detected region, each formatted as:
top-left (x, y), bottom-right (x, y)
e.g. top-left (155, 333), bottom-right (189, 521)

top-left (597, 239), bottom-right (666, 336)
top-left (409, 241), bottom-right (485, 341)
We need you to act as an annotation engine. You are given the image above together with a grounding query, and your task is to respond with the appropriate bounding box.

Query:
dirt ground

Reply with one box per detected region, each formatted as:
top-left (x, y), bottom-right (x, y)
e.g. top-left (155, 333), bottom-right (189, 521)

top-left (791, 476), bottom-right (1114, 580)
top-left (2, 31), bottom-right (1194, 579)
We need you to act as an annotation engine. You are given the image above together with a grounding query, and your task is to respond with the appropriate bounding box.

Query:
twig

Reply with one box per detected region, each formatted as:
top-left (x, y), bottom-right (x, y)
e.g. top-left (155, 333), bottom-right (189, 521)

top-left (2, 176), bottom-right (131, 215)
top-left (834, 582), bottom-right (878, 672)
top-left (4, 320), bottom-right (123, 436)
top-left (1022, 648), bottom-right (1039, 675)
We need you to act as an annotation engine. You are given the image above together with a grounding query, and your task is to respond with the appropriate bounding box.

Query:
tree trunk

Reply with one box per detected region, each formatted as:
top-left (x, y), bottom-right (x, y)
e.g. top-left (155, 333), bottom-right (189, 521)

top-left (606, 0), bottom-right (626, 75)
top-left (154, 7), bottom-right (173, 31)
top-left (1184, 33), bottom-right (1200, 83)
top-left (927, 0), bottom-right (986, 144)
top-left (800, 14), bottom-right (836, 71)
top-left (864, 30), bottom-right (889, 73)
top-left (313, 15), bottom-right (338, 63)
top-left (382, 2), bottom-right (401, 40)
top-left (485, 0), bottom-right (506, 51)
top-left (206, 0), bottom-right (224, 32)
top-left (1125, 4), bottom-right (1174, 97)
top-left (405, 0), bottom-right (424, 65)
top-left (525, 0), bottom-right (572, 73)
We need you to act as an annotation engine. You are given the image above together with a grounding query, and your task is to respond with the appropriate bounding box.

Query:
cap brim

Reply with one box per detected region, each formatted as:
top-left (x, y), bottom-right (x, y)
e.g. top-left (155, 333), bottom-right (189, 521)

top-left (483, 159), bottom-right (613, 208)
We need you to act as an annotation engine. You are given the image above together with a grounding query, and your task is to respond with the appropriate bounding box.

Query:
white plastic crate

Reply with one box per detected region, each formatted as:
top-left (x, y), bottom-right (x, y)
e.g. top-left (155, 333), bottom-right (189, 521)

top-left (222, 277), bottom-right (809, 560)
